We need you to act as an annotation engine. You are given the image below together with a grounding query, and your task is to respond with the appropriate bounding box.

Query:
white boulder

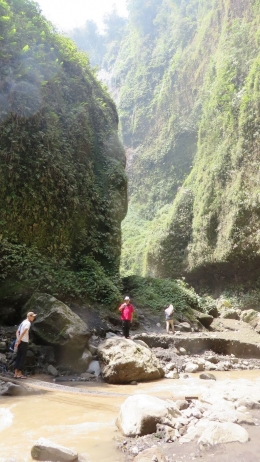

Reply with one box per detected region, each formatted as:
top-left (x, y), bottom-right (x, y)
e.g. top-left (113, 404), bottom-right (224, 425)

top-left (97, 338), bottom-right (164, 383)
top-left (31, 437), bottom-right (78, 461)
top-left (116, 394), bottom-right (180, 436)
top-left (198, 421), bottom-right (249, 445)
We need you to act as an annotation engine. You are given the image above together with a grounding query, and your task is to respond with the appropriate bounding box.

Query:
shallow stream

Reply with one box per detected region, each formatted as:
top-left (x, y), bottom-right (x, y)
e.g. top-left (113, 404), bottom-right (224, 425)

top-left (1, 370), bottom-right (260, 462)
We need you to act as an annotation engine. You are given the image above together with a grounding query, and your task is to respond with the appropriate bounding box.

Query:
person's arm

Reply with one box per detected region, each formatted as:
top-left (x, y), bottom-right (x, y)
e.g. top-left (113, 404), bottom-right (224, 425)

top-left (16, 328), bottom-right (28, 345)
top-left (119, 303), bottom-right (126, 312)
top-left (130, 306), bottom-right (134, 322)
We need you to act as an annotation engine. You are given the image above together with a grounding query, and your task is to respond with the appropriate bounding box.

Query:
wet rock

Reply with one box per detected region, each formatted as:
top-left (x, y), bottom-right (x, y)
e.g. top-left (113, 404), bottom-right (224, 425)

top-left (199, 373), bottom-right (216, 381)
top-left (97, 338), bottom-right (164, 384)
top-left (165, 362), bottom-right (177, 371)
top-left (47, 365), bottom-right (59, 377)
top-left (165, 371), bottom-right (179, 379)
top-left (133, 447), bottom-right (166, 462)
top-left (193, 358), bottom-right (205, 371)
top-left (204, 361), bottom-right (217, 370)
top-left (23, 293), bottom-right (90, 371)
top-left (78, 348), bottom-right (92, 370)
top-left (31, 437), bottom-right (78, 461)
top-left (116, 394), bottom-right (180, 436)
top-left (179, 347), bottom-right (187, 355)
top-left (185, 363), bottom-right (199, 373)
top-left (86, 360), bottom-right (101, 377)
top-left (175, 400), bottom-right (190, 411)
top-left (0, 381), bottom-right (29, 396)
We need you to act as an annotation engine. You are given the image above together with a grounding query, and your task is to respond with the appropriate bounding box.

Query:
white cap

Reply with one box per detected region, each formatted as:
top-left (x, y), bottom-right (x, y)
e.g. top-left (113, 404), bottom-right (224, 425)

top-left (124, 296), bottom-right (130, 301)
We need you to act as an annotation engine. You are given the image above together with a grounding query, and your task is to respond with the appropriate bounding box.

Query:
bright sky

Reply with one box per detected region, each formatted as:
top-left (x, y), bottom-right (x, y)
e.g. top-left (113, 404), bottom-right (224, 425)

top-left (36, 0), bottom-right (128, 31)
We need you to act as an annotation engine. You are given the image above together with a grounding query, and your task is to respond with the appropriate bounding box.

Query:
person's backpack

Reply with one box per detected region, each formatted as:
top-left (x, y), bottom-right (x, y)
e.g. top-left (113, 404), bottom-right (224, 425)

top-left (9, 324), bottom-right (21, 352)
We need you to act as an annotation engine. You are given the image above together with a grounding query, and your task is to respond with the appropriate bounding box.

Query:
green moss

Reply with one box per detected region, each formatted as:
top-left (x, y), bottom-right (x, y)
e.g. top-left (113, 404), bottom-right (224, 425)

top-left (0, 0), bottom-right (126, 303)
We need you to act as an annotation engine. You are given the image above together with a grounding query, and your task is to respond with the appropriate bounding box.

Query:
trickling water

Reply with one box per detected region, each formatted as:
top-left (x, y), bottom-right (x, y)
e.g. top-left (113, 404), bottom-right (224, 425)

top-left (1, 370), bottom-right (260, 461)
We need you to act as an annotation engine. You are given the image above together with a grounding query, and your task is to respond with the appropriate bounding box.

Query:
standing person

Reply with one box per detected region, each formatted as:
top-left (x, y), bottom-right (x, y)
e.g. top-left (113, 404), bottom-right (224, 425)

top-left (14, 311), bottom-right (37, 378)
top-left (118, 296), bottom-right (134, 339)
top-left (165, 304), bottom-right (174, 334)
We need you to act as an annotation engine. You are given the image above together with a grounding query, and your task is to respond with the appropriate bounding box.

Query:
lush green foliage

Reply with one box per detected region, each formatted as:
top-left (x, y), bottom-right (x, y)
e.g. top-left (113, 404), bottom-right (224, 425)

top-left (0, 0), bottom-right (126, 303)
top-left (0, 239), bottom-right (121, 305)
top-left (122, 274), bottom-right (201, 313)
top-left (93, 0), bottom-right (260, 286)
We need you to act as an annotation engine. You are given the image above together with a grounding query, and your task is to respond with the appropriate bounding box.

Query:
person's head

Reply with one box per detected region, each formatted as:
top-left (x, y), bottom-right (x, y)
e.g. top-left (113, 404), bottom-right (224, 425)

top-left (27, 311), bottom-right (37, 322)
top-left (124, 296), bottom-right (130, 304)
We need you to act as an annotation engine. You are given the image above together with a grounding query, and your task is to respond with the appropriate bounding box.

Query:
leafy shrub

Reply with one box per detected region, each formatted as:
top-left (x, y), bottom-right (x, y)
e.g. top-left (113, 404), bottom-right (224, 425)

top-left (122, 275), bottom-right (201, 313)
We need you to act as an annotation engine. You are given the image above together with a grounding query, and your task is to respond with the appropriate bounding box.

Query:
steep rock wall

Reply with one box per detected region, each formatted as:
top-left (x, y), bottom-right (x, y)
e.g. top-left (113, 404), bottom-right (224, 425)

top-left (0, 0), bottom-right (127, 303)
top-left (98, 0), bottom-right (260, 287)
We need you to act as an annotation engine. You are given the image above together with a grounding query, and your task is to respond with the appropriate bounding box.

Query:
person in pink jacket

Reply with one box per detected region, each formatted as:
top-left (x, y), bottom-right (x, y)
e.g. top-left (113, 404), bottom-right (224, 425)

top-left (118, 296), bottom-right (134, 339)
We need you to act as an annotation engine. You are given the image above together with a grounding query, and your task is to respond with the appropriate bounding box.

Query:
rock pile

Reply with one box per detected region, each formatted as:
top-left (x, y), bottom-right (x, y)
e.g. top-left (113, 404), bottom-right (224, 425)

top-left (118, 380), bottom-right (260, 459)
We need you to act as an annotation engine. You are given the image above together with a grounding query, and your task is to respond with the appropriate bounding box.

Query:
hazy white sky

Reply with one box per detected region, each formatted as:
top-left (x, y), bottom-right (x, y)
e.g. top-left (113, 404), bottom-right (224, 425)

top-left (36, 0), bottom-right (128, 31)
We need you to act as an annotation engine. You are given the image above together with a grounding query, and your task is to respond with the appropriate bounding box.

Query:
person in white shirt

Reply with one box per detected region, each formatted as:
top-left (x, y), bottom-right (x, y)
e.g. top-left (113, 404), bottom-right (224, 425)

top-left (14, 311), bottom-right (37, 379)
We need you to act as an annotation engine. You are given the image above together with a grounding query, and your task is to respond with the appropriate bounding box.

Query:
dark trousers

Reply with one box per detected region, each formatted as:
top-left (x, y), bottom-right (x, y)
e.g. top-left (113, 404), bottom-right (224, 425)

top-left (14, 341), bottom-right (28, 371)
top-left (122, 320), bottom-right (131, 338)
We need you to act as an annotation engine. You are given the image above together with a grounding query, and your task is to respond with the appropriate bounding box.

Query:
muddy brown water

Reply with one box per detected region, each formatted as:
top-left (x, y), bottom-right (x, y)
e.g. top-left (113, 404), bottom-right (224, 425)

top-left (1, 371), bottom-right (260, 462)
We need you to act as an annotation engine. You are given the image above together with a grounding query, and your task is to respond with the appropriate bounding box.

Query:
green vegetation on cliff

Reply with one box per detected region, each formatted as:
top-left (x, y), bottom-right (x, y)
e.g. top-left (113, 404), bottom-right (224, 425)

top-left (75, 0), bottom-right (260, 287)
top-left (0, 0), bottom-right (127, 304)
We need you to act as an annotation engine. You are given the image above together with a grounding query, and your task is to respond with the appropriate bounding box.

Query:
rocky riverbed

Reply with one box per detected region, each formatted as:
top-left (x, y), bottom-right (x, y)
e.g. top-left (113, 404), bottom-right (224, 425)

top-left (2, 307), bottom-right (260, 461)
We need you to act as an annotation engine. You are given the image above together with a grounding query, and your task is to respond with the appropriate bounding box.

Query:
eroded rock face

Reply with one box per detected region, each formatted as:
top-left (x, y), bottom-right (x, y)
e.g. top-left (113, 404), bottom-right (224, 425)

top-left (116, 394), bottom-right (180, 436)
top-left (97, 338), bottom-right (164, 384)
top-left (31, 437), bottom-right (78, 461)
top-left (23, 293), bottom-right (90, 370)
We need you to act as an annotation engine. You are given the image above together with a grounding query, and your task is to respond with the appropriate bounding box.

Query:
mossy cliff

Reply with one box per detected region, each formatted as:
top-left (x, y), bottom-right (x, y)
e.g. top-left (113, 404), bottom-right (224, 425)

top-left (86, 0), bottom-right (260, 288)
top-left (0, 0), bottom-right (127, 304)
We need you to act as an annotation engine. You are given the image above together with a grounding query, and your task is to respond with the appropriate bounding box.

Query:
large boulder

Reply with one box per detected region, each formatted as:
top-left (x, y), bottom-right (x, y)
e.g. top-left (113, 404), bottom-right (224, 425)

top-left (198, 421), bottom-right (249, 445)
top-left (31, 437), bottom-right (78, 461)
top-left (240, 309), bottom-right (259, 325)
top-left (221, 309), bottom-right (240, 320)
top-left (98, 337), bottom-right (164, 383)
top-left (23, 293), bottom-right (90, 370)
top-left (97, 338), bottom-right (164, 383)
top-left (191, 310), bottom-right (213, 328)
top-left (116, 395), bottom-right (180, 436)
